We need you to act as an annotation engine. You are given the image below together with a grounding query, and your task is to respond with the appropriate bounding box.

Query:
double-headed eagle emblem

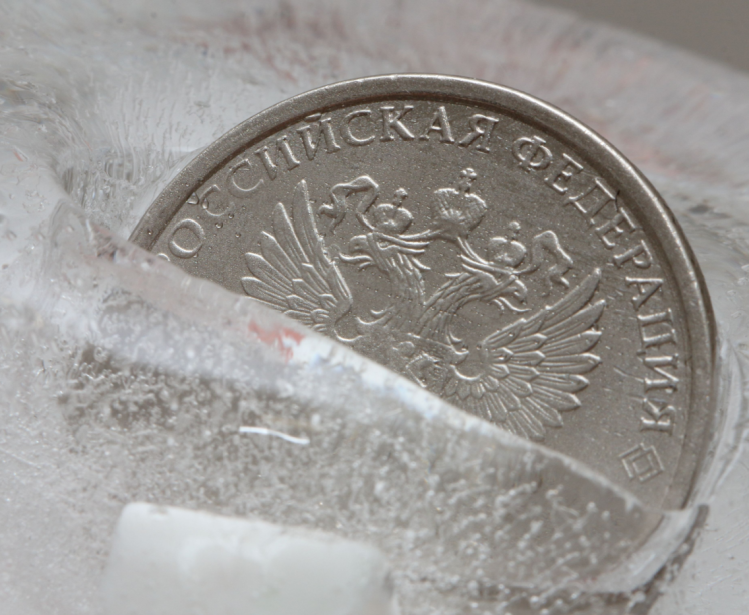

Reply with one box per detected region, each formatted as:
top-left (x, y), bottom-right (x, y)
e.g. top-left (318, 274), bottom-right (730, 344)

top-left (242, 170), bottom-right (605, 441)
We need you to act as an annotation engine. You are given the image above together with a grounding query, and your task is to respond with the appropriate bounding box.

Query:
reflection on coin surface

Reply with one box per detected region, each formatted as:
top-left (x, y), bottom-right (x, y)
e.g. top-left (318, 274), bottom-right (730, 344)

top-left (132, 75), bottom-right (715, 508)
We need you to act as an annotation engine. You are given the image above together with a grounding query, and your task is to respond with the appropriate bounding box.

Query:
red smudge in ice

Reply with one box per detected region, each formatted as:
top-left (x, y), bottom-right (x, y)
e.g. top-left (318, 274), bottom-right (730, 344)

top-left (247, 321), bottom-right (304, 362)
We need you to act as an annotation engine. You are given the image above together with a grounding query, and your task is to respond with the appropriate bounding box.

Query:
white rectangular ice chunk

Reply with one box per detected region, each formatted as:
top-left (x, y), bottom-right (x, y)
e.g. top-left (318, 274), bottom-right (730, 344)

top-left (102, 503), bottom-right (398, 615)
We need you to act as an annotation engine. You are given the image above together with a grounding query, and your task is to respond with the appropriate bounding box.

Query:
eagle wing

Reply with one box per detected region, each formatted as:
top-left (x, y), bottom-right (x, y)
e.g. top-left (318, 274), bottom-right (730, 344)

top-left (241, 180), bottom-right (354, 339)
top-left (443, 269), bottom-right (605, 441)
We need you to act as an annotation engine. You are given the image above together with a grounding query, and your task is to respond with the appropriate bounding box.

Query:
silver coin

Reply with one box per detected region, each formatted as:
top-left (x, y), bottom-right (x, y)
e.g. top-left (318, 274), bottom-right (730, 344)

top-left (132, 75), bottom-right (715, 509)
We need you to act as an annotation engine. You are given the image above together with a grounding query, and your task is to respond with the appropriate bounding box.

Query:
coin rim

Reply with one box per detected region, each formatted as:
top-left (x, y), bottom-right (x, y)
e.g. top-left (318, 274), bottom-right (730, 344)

top-left (131, 74), bottom-right (716, 509)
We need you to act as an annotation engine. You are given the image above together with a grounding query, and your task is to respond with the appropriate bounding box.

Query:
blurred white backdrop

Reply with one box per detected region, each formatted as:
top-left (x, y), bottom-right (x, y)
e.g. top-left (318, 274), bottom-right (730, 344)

top-left (532, 0), bottom-right (749, 72)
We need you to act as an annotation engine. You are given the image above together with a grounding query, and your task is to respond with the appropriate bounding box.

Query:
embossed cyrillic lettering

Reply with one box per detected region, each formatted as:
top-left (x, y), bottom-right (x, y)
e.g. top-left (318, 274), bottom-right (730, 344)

top-left (168, 218), bottom-right (205, 258)
top-left (255, 136), bottom-right (301, 180)
top-left (640, 399), bottom-right (677, 434)
top-left (380, 105), bottom-right (415, 141)
top-left (545, 154), bottom-right (583, 194)
top-left (458, 114), bottom-right (499, 152)
top-left (194, 184), bottom-right (231, 217)
top-left (512, 136), bottom-right (553, 170)
top-left (595, 208), bottom-right (636, 248)
top-left (296, 114), bottom-right (341, 159)
top-left (341, 109), bottom-right (376, 146)
top-left (419, 105), bottom-right (454, 143)
top-left (638, 309), bottom-right (677, 348)
top-left (643, 354), bottom-right (679, 393)
top-left (566, 178), bottom-right (617, 221)
top-left (626, 277), bottom-right (663, 310)
top-left (614, 239), bottom-right (654, 269)
top-left (227, 158), bottom-right (263, 197)
top-left (628, 277), bottom-right (680, 437)
top-left (197, 184), bottom-right (219, 208)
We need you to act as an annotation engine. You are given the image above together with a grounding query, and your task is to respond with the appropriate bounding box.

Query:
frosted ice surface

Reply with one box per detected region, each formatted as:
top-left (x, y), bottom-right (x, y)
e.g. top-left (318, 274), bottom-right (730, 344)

top-left (0, 1), bottom-right (748, 614)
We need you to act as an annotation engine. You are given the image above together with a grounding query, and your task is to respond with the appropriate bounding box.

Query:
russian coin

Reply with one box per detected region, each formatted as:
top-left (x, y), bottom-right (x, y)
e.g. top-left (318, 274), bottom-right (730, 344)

top-left (132, 75), bottom-right (715, 509)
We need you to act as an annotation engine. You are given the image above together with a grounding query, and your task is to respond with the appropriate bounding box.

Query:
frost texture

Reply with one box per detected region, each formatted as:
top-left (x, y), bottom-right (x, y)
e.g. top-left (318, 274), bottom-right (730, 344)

top-left (0, 1), bottom-right (748, 615)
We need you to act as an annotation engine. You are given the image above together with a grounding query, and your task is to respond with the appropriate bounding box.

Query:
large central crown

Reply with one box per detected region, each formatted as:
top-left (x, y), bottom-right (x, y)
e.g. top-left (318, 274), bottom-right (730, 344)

top-left (430, 168), bottom-right (487, 241)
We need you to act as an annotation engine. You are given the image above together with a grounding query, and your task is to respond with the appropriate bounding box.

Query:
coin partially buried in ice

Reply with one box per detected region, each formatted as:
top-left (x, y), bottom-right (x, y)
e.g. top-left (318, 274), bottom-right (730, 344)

top-left (132, 75), bottom-right (716, 509)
